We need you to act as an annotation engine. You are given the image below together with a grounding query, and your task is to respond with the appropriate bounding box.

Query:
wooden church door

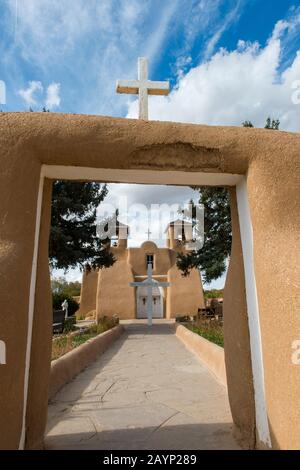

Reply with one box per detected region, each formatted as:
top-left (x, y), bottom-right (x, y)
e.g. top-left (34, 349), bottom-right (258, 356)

top-left (137, 292), bottom-right (163, 319)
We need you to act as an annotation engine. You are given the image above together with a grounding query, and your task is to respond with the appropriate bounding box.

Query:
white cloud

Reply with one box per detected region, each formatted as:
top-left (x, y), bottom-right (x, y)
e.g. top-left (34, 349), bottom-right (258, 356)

top-left (18, 80), bottom-right (43, 106)
top-left (6, 0), bottom-right (177, 115)
top-left (100, 183), bottom-right (198, 248)
top-left (0, 80), bottom-right (6, 105)
top-left (127, 17), bottom-right (300, 132)
top-left (53, 181), bottom-right (225, 287)
top-left (143, 0), bottom-right (179, 65)
top-left (203, 0), bottom-right (244, 60)
top-left (46, 82), bottom-right (61, 109)
top-left (6, 0), bottom-right (242, 116)
top-left (52, 182), bottom-right (208, 286)
top-left (18, 80), bottom-right (61, 109)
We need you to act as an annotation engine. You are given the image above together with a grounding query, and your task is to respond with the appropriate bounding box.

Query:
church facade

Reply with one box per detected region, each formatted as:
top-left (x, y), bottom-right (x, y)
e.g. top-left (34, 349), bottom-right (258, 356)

top-left (79, 221), bottom-right (205, 321)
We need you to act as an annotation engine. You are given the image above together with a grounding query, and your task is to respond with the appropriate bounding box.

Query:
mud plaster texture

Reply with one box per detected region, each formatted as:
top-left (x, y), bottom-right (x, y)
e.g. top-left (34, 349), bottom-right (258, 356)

top-left (0, 113), bottom-right (299, 449)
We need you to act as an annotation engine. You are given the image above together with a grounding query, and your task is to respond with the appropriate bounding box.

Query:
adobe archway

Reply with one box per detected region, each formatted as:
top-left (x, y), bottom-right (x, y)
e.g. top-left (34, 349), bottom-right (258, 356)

top-left (0, 113), bottom-right (299, 450)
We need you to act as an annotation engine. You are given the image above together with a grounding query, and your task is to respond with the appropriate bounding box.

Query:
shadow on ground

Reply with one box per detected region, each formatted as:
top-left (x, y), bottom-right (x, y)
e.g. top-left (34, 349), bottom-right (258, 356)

top-left (46, 322), bottom-right (240, 450)
top-left (45, 422), bottom-right (238, 450)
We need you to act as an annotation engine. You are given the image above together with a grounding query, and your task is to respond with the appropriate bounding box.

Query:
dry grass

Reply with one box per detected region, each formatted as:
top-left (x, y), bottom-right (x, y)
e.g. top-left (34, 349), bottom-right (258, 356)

top-left (52, 317), bottom-right (118, 361)
top-left (186, 315), bottom-right (224, 347)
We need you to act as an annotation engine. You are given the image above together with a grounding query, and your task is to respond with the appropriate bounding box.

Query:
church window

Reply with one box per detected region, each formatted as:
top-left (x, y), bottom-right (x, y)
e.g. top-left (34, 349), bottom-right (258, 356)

top-left (146, 254), bottom-right (154, 269)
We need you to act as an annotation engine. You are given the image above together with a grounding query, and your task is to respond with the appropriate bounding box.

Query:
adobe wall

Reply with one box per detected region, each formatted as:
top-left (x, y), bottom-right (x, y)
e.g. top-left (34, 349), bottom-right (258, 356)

top-left (24, 178), bottom-right (53, 450)
top-left (0, 130), bottom-right (42, 449)
top-left (95, 239), bottom-right (204, 319)
top-left (247, 156), bottom-right (300, 449)
top-left (96, 249), bottom-right (136, 320)
top-left (0, 113), bottom-right (299, 450)
top-left (128, 241), bottom-right (172, 276)
top-left (223, 188), bottom-right (256, 448)
top-left (166, 261), bottom-right (204, 318)
top-left (77, 269), bottom-right (98, 317)
top-left (175, 323), bottom-right (227, 386)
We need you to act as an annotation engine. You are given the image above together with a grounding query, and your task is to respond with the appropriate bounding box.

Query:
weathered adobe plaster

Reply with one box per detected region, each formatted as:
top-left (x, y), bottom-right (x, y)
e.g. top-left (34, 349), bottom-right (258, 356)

top-left (129, 142), bottom-right (224, 171)
top-left (0, 113), bottom-right (299, 450)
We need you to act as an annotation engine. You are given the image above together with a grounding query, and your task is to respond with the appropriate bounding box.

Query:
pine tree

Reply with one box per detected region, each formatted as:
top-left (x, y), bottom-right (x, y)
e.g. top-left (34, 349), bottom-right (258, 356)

top-left (242, 120), bottom-right (254, 127)
top-left (265, 117), bottom-right (280, 130)
top-left (242, 118), bottom-right (280, 130)
top-left (177, 187), bottom-right (231, 283)
top-left (49, 181), bottom-right (114, 271)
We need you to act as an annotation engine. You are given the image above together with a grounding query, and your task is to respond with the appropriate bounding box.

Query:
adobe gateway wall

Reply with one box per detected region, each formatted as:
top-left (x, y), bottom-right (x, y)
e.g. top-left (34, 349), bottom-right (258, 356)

top-left (0, 113), bottom-right (299, 450)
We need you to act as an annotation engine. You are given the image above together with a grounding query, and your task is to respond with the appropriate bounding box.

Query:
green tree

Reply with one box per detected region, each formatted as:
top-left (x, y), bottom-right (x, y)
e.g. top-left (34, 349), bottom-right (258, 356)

top-left (242, 120), bottom-right (254, 127)
top-left (177, 187), bottom-right (231, 283)
top-left (242, 118), bottom-right (280, 129)
top-left (204, 288), bottom-right (224, 299)
top-left (51, 277), bottom-right (81, 316)
top-left (264, 117), bottom-right (280, 130)
top-left (52, 292), bottom-right (79, 316)
top-left (51, 277), bottom-right (81, 297)
top-left (50, 181), bottom-right (115, 271)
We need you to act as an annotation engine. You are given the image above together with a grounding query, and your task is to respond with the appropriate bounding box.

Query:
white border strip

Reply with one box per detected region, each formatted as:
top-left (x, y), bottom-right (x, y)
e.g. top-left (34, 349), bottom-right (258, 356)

top-left (43, 165), bottom-right (243, 186)
top-left (21, 166), bottom-right (271, 449)
top-left (236, 177), bottom-right (271, 447)
top-left (19, 168), bottom-right (45, 450)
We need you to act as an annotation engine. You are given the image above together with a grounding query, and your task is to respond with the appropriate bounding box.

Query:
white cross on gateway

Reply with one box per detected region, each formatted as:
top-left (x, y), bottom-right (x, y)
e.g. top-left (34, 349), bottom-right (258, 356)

top-left (116, 57), bottom-right (170, 120)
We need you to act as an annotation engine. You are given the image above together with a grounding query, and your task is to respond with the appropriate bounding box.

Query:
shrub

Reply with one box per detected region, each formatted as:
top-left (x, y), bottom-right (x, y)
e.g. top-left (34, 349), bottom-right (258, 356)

top-left (176, 315), bottom-right (195, 323)
top-left (204, 289), bottom-right (224, 299)
top-left (51, 277), bottom-right (81, 297)
top-left (51, 315), bottom-right (118, 360)
top-left (52, 292), bottom-right (79, 316)
top-left (94, 315), bottom-right (119, 331)
top-left (187, 315), bottom-right (224, 347)
top-left (76, 312), bottom-right (86, 321)
top-left (63, 316), bottom-right (76, 333)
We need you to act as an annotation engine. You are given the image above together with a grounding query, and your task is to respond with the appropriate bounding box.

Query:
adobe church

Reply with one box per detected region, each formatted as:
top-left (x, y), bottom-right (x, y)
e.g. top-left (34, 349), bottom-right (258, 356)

top-left (79, 221), bottom-right (205, 321)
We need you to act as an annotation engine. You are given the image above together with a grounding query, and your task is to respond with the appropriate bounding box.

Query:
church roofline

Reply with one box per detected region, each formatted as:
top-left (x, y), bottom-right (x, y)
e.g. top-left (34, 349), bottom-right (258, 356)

top-left (164, 219), bottom-right (192, 233)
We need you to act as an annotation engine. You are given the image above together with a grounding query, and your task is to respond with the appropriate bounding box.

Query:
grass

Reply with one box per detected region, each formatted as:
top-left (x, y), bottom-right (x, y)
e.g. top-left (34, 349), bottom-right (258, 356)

top-left (186, 316), bottom-right (224, 347)
top-left (52, 317), bottom-right (117, 361)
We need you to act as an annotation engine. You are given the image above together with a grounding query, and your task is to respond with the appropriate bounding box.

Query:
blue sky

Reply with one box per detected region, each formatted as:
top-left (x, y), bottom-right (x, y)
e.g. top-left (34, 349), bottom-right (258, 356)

top-left (1, 0), bottom-right (300, 121)
top-left (1, 0), bottom-right (300, 288)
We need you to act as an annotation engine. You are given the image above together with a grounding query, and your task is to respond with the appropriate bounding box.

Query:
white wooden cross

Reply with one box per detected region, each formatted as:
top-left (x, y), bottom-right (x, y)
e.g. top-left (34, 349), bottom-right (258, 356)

top-left (130, 263), bottom-right (170, 326)
top-left (116, 57), bottom-right (170, 120)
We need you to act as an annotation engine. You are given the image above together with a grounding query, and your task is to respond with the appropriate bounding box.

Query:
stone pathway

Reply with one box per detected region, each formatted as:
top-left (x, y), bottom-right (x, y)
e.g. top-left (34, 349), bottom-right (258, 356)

top-left (45, 323), bottom-right (240, 450)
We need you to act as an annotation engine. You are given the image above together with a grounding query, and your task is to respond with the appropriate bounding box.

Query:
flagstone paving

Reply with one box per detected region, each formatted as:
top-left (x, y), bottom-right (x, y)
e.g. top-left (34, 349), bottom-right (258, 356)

top-left (45, 322), bottom-right (240, 450)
